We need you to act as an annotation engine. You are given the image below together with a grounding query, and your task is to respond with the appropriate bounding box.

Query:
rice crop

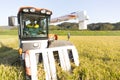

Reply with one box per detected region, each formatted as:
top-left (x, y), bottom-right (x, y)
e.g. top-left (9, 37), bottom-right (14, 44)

top-left (0, 35), bottom-right (120, 80)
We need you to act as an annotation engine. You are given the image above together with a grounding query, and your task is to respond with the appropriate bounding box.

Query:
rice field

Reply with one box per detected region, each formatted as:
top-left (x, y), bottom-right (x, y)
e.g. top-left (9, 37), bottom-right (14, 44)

top-left (0, 35), bottom-right (120, 80)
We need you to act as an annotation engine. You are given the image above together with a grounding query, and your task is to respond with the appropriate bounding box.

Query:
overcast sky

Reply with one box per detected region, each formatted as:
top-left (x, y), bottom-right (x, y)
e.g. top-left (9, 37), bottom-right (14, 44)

top-left (0, 0), bottom-right (120, 25)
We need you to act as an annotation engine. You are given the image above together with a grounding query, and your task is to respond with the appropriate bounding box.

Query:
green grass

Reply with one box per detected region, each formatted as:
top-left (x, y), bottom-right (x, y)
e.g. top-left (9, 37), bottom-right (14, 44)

top-left (0, 35), bottom-right (18, 64)
top-left (0, 29), bottom-right (18, 35)
top-left (50, 30), bottom-right (120, 36)
top-left (0, 29), bottom-right (120, 36)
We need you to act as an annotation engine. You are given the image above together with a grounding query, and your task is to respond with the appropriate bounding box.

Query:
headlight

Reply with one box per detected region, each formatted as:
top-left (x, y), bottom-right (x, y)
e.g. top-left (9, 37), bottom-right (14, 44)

top-left (23, 9), bottom-right (29, 12)
top-left (30, 8), bottom-right (35, 12)
top-left (41, 9), bottom-right (46, 14)
top-left (46, 11), bottom-right (51, 15)
top-left (33, 43), bottom-right (39, 47)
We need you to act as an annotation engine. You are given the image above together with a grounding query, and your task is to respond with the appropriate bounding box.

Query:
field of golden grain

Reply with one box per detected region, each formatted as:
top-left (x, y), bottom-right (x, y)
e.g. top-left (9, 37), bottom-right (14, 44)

top-left (0, 35), bottom-right (120, 80)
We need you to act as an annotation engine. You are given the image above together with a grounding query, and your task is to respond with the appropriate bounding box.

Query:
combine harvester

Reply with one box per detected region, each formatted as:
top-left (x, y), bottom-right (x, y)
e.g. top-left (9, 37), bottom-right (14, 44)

top-left (17, 6), bottom-right (79, 80)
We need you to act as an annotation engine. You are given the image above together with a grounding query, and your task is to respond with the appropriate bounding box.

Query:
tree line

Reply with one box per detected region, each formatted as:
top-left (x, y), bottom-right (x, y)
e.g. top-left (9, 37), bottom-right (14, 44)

top-left (49, 22), bottom-right (120, 30)
top-left (88, 22), bottom-right (120, 30)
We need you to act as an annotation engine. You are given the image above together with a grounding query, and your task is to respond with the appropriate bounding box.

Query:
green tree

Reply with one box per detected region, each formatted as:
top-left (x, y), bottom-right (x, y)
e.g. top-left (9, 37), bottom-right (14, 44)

top-left (100, 24), bottom-right (114, 30)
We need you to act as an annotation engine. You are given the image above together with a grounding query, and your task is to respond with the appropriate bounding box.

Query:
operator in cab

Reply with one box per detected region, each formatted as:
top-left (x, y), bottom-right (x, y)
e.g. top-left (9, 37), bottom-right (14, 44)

top-left (27, 20), bottom-right (39, 28)
top-left (24, 20), bottom-right (40, 36)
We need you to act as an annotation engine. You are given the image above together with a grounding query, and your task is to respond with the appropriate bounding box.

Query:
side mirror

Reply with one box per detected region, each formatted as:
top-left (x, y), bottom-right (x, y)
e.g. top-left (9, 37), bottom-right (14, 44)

top-left (8, 16), bottom-right (16, 26)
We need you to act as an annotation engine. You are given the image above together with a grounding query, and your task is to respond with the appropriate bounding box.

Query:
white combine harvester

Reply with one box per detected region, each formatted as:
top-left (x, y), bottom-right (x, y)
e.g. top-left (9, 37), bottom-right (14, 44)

top-left (17, 6), bottom-right (79, 80)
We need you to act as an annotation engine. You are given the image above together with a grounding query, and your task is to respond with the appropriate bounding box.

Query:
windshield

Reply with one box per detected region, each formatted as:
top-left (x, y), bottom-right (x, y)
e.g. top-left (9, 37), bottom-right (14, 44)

top-left (20, 13), bottom-right (49, 39)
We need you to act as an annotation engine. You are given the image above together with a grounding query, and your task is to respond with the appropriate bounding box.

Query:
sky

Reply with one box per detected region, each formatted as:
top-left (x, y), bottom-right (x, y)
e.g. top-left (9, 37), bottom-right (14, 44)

top-left (0, 0), bottom-right (120, 25)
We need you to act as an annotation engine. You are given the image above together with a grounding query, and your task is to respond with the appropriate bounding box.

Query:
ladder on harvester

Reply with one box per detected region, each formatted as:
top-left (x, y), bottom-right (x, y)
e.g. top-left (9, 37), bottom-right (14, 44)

top-left (24, 45), bottom-right (79, 80)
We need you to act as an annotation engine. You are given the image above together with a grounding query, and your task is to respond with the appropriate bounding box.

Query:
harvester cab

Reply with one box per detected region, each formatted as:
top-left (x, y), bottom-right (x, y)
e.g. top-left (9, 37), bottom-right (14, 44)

top-left (17, 6), bottom-right (79, 80)
top-left (17, 7), bottom-right (52, 50)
